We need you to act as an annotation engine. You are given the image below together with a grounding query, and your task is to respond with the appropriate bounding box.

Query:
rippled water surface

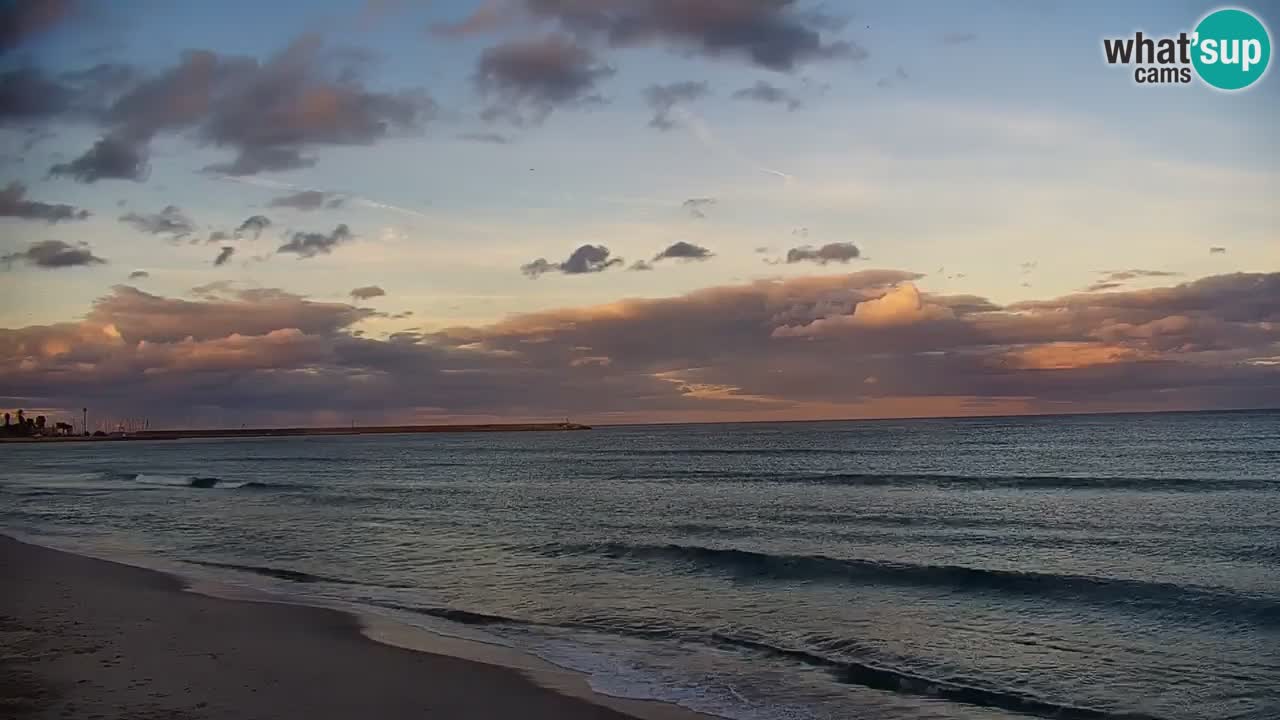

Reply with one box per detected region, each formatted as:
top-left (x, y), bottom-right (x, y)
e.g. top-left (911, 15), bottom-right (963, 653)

top-left (3, 411), bottom-right (1278, 720)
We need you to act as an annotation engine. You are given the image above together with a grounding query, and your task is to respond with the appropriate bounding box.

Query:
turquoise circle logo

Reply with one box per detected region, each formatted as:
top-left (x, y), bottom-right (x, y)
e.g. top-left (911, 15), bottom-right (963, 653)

top-left (1192, 8), bottom-right (1271, 90)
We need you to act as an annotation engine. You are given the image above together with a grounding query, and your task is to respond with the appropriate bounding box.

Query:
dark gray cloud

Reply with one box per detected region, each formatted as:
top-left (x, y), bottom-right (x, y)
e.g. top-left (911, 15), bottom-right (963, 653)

top-left (786, 242), bottom-right (862, 265)
top-left (2, 240), bottom-right (105, 269)
top-left (268, 190), bottom-right (346, 211)
top-left (519, 0), bottom-right (864, 71)
top-left (207, 231), bottom-right (232, 243)
top-left (1210, 247), bottom-right (1228, 255)
top-left (236, 215), bottom-right (272, 239)
top-left (682, 197), bottom-right (715, 218)
top-left (214, 247), bottom-right (236, 266)
top-left (0, 63), bottom-right (133, 126)
top-left (653, 241), bottom-right (713, 262)
top-left (128, 270), bottom-right (149, 279)
top-left (119, 205), bottom-right (194, 238)
top-left (0, 67), bottom-right (74, 123)
top-left (1085, 269), bottom-right (1182, 292)
top-left (475, 35), bottom-right (614, 124)
top-left (0, 182), bottom-right (89, 222)
top-left (1, 0), bottom-right (78, 54)
top-left (643, 80), bottom-right (709, 130)
top-left (458, 131), bottom-right (512, 144)
top-left (523, 244), bottom-right (623, 277)
top-left (732, 80), bottom-right (801, 110)
top-left (278, 224), bottom-right (354, 259)
top-left (350, 285), bottom-right (386, 300)
top-left (51, 36), bottom-right (434, 181)
top-left (49, 134), bottom-right (150, 182)
top-left (629, 260), bottom-right (654, 272)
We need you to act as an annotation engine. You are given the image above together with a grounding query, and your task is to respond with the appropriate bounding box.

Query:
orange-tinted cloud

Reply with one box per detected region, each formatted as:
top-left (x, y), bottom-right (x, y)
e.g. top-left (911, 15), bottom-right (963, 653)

top-left (2, 272), bottom-right (1277, 425)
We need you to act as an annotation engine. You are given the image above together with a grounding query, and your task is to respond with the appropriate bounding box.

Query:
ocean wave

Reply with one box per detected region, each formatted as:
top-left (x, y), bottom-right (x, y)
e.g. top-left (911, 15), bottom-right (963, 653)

top-left (709, 635), bottom-right (1164, 720)
top-left (185, 560), bottom-right (412, 588)
top-left (537, 542), bottom-right (1280, 625)
top-left (131, 474), bottom-right (268, 490)
top-left (372, 601), bottom-right (525, 626)
top-left (362, 597), bottom-right (1167, 720)
top-left (618, 470), bottom-right (1272, 490)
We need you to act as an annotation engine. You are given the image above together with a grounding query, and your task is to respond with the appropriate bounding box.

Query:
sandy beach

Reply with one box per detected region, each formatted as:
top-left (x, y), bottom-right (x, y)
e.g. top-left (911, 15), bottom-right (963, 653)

top-left (0, 535), bottom-right (694, 720)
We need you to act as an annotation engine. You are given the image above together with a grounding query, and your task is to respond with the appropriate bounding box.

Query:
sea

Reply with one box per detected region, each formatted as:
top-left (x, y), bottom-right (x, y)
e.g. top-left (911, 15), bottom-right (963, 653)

top-left (2, 410), bottom-right (1278, 720)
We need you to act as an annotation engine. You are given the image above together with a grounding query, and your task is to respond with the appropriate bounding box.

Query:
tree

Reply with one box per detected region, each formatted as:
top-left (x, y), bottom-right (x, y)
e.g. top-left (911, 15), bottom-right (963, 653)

top-left (15, 409), bottom-right (24, 425)
top-left (2, 412), bottom-right (8, 427)
top-left (35, 416), bottom-right (46, 433)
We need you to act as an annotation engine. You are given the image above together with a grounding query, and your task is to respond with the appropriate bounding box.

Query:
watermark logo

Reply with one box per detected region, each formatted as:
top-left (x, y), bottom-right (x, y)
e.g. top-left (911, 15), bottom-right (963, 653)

top-left (1103, 7), bottom-right (1271, 90)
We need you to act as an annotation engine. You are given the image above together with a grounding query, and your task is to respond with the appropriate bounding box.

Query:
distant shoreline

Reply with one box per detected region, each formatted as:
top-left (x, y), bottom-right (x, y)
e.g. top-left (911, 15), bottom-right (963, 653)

top-left (0, 422), bottom-right (591, 443)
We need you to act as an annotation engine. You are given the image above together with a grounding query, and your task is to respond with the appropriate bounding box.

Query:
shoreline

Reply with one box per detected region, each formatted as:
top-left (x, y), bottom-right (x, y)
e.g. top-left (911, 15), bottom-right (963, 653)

top-left (0, 534), bottom-right (709, 720)
top-left (0, 421), bottom-right (591, 443)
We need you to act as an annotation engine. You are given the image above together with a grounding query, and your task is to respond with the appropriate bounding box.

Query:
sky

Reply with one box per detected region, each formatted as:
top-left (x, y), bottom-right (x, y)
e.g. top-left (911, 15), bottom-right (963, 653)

top-left (0, 0), bottom-right (1277, 428)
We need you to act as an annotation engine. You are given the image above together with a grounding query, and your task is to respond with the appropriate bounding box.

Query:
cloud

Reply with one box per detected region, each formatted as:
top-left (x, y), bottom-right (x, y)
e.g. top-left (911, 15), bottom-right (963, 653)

top-left (1, 0), bottom-right (78, 54)
top-left (2, 240), bottom-right (105, 269)
top-left (214, 247), bottom-right (236, 266)
top-left (458, 131), bottom-right (512, 144)
top-left (0, 67), bottom-right (73, 123)
top-left (522, 244), bottom-right (623, 277)
top-left (1084, 269), bottom-right (1182, 292)
top-left (277, 224), bottom-right (354, 258)
top-left (268, 190), bottom-right (345, 211)
top-left (0, 63), bottom-right (134, 126)
top-left (518, 0), bottom-right (865, 71)
top-left (0, 182), bottom-right (89, 222)
top-left (128, 270), bottom-right (149, 279)
top-left (681, 197), bottom-right (716, 218)
top-left (629, 260), bottom-right (654, 272)
top-left (643, 81), bottom-right (710, 130)
top-left (119, 205), bottom-right (195, 238)
top-left (732, 80), bottom-right (801, 110)
top-left (941, 32), bottom-right (978, 45)
top-left (475, 34), bottom-right (614, 124)
top-left (236, 215), bottom-right (272, 239)
top-left (432, 0), bottom-right (512, 36)
top-left (2, 273), bottom-right (1278, 424)
top-left (786, 242), bottom-right (862, 265)
top-left (653, 241), bottom-right (713, 262)
top-left (350, 285), bottom-right (386, 300)
top-left (876, 65), bottom-right (910, 89)
top-left (49, 134), bottom-right (150, 182)
top-left (848, 282), bottom-right (952, 328)
top-left (51, 36), bottom-right (435, 180)
top-left (1210, 247), bottom-right (1228, 255)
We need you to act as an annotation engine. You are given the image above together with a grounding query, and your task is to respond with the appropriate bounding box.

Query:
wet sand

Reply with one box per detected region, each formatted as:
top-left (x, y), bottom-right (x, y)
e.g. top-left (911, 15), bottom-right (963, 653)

top-left (0, 535), bottom-right (698, 720)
